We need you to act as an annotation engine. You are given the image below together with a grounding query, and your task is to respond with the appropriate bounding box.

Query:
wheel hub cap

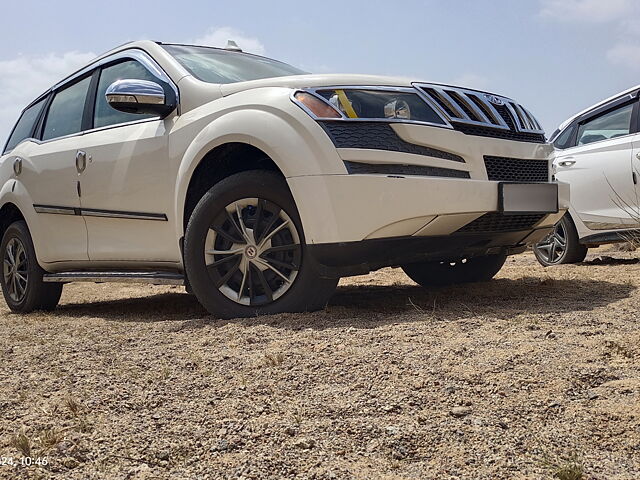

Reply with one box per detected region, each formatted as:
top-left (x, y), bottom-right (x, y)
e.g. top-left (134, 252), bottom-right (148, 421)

top-left (3, 237), bottom-right (28, 303)
top-left (204, 198), bottom-right (302, 306)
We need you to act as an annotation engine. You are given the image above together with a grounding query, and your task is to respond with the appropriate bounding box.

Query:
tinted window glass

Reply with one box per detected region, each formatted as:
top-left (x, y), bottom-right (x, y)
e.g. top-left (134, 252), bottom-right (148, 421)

top-left (94, 60), bottom-right (157, 128)
top-left (577, 103), bottom-right (634, 146)
top-left (42, 76), bottom-right (92, 141)
top-left (163, 45), bottom-right (306, 84)
top-left (4, 97), bottom-right (47, 152)
top-left (553, 124), bottom-right (575, 149)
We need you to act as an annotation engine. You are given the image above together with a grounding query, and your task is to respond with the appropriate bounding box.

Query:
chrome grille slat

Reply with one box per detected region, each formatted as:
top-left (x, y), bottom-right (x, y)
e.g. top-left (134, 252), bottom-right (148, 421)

top-left (414, 83), bottom-right (545, 138)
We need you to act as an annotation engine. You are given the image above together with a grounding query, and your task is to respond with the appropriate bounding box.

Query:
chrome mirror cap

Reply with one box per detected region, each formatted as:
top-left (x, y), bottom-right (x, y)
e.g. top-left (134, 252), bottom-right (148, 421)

top-left (105, 79), bottom-right (175, 116)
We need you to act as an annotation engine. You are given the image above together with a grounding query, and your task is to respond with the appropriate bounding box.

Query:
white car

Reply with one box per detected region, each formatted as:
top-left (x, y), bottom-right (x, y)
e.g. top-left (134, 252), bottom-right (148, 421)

top-left (0, 40), bottom-right (567, 318)
top-left (533, 85), bottom-right (640, 266)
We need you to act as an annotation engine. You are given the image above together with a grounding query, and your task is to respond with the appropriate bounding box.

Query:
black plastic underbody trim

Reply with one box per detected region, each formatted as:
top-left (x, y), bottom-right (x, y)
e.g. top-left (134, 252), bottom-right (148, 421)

top-left (307, 226), bottom-right (553, 276)
top-left (318, 121), bottom-right (465, 163)
top-left (33, 204), bottom-right (167, 221)
top-left (580, 229), bottom-right (640, 246)
top-left (343, 161), bottom-right (470, 178)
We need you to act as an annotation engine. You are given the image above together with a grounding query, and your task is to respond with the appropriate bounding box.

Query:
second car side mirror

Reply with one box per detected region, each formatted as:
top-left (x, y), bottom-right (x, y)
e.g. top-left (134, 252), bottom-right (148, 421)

top-left (105, 79), bottom-right (176, 117)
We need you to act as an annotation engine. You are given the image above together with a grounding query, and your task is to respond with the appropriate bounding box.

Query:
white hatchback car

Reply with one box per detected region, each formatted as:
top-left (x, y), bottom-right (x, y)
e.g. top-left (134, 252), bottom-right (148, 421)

top-left (0, 41), bottom-right (567, 318)
top-left (534, 85), bottom-right (640, 266)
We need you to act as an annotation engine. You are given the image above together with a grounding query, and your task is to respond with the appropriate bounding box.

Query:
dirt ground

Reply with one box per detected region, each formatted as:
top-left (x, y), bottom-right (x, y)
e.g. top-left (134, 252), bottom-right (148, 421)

top-left (0, 248), bottom-right (639, 480)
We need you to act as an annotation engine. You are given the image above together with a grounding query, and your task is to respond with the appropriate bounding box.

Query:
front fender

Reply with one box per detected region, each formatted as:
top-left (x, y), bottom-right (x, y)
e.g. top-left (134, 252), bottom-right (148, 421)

top-left (172, 88), bottom-right (344, 236)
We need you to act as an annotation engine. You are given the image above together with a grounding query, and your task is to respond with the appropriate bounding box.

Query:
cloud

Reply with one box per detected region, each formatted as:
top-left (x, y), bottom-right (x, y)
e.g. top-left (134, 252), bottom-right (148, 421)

top-left (606, 43), bottom-right (640, 70)
top-left (451, 73), bottom-right (491, 91)
top-left (193, 27), bottom-right (265, 55)
top-left (0, 51), bottom-right (95, 145)
top-left (539, 0), bottom-right (634, 23)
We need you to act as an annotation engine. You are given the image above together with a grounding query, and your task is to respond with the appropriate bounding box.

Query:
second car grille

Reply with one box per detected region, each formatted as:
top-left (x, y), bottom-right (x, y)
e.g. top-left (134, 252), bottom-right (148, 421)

top-left (457, 213), bottom-right (545, 233)
top-left (484, 156), bottom-right (549, 182)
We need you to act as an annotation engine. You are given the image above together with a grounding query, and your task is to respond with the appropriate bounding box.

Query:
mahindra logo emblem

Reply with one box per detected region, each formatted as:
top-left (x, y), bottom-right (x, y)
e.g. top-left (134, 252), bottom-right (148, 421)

top-left (485, 94), bottom-right (504, 106)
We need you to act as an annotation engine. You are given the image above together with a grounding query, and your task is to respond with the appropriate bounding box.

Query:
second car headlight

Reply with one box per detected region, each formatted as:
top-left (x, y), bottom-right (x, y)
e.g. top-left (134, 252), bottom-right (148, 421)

top-left (292, 88), bottom-right (446, 125)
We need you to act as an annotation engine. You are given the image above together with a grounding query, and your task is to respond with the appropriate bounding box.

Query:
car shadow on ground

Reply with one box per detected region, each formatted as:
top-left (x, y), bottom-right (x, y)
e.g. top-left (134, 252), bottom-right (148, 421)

top-left (51, 275), bottom-right (636, 328)
top-left (581, 256), bottom-right (640, 266)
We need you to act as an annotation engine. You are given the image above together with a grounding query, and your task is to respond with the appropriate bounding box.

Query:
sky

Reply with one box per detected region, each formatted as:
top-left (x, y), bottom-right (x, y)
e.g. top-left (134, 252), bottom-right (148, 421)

top-left (1, 0), bottom-right (640, 142)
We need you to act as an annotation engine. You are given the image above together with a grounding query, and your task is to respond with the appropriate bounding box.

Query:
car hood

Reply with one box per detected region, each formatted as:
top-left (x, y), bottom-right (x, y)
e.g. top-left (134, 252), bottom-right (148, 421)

top-left (219, 74), bottom-right (418, 96)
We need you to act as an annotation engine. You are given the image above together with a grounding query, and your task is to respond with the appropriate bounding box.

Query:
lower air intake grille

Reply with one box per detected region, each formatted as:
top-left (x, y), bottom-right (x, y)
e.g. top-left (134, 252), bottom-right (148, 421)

top-left (318, 121), bottom-right (465, 162)
top-left (457, 213), bottom-right (545, 233)
top-left (484, 156), bottom-right (549, 182)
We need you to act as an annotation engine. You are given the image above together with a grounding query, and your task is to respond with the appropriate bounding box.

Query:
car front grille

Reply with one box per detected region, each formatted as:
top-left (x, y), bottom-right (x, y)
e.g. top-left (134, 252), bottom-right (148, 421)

top-left (415, 84), bottom-right (546, 144)
top-left (484, 156), bottom-right (549, 182)
top-left (457, 212), bottom-right (545, 233)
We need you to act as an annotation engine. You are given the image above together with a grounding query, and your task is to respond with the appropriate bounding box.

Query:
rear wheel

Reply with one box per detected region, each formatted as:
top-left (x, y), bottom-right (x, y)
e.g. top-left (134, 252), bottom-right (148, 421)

top-left (184, 171), bottom-right (338, 319)
top-left (533, 214), bottom-right (587, 266)
top-left (401, 253), bottom-right (507, 287)
top-left (1, 221), bottom-right (63, 312)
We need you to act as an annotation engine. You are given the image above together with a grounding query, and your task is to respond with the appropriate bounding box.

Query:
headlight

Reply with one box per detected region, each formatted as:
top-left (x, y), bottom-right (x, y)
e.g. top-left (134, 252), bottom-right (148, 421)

top-left (292, 87), bottom-right (446, 125)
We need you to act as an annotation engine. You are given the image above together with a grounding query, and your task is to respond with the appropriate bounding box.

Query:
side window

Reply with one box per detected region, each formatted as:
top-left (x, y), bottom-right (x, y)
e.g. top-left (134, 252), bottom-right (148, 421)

top-left (4, 97), bottom-right (47, 153)
top-left (553, 124), bottom-right (576, 150)
top-left (94, 60), bottom-right (157, 129)
top-left (576, 103), bottom-right (634, 146)
top-left (42, 76), bottom-right (92, 141)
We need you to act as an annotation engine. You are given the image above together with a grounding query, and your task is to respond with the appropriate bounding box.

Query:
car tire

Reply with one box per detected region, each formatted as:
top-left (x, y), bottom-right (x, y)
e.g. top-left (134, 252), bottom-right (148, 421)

top-left (533, 214), bottom-right (587, 266)
top-left (1, 221), bottom-right (63, 313)
top-left (401, 253), bottom-right (507, 287)
top-left (184, 170), bottom-right (339, 319)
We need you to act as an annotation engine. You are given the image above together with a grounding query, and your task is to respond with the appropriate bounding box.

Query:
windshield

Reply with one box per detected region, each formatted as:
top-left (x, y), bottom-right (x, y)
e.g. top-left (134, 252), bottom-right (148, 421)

top-left (162, 44), bottom-right (307, 84)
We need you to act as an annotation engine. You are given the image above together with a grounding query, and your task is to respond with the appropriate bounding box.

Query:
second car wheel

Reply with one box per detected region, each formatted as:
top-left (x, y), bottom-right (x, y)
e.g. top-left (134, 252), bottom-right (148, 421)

top-left (184, 170), bottom-right (339, 319)
top-left (533, 214), bottom-right (588, 266)
top-left (401, 253), bottom-right (507, 287)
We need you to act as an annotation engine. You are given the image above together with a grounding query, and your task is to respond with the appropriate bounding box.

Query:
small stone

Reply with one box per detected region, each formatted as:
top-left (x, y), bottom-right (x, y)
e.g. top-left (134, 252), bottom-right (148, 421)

top-left (284, 426), bottom-right (297, 436)
top-left (293, 438), bottom-right (315, 449)
top-left (588, 392), bottom-right (599, 400)
top-left (450, 406), bottom-right (472, 418)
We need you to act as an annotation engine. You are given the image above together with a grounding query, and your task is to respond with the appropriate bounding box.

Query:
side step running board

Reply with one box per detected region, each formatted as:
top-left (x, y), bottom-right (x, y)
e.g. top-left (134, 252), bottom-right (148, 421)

top-left (43, 271), bottom-right (184, 286)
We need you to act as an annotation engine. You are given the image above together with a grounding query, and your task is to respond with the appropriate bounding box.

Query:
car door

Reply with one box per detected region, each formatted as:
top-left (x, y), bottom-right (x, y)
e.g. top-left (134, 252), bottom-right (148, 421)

top-left (74, 58), bottom-right (176, 262)
top-left (17, 75), bottom-right (93, 262)
top-left (554, 100), bottom-right (638, 230)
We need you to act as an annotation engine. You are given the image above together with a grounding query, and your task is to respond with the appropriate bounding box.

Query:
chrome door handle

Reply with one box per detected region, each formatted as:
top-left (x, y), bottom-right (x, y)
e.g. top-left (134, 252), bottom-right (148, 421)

top-left (13, 157), bottom-right (22, 176)
top-left (75, 150), bottom-right (87, 173)
top-left (558, 160), bottom-right (576, 167)
top-left (636, 152), bottom-right (640, 161)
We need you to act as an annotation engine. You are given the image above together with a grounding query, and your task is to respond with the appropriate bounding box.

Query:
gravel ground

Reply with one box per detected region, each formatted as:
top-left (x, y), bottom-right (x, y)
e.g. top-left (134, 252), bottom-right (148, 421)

top-left (1, 248), bottom-right (639, 480)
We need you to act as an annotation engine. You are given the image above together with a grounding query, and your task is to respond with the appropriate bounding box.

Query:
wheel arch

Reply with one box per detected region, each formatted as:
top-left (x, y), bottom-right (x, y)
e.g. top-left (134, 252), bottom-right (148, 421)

top-left (0, 201), bottom-right (27, 242)
top-left (181, 141), bottom-right (285, 232)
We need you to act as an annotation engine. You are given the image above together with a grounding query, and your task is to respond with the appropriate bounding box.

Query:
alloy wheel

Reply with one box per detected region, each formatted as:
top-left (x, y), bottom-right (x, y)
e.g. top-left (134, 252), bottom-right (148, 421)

top-left (204, 197), bottom-right (302, 306)
top-left (535, 221), bottom-right (567, 264)
top-left (3, 237), bottom-right (28, 303)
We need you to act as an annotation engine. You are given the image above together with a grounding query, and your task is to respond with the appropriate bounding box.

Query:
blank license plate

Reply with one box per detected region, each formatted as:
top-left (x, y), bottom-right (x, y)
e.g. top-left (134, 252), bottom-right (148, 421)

top-left (499, 183), bottom-right (559, 214)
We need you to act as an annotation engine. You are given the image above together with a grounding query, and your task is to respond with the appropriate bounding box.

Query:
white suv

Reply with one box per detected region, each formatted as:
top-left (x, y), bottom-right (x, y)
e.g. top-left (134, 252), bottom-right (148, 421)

top-left (0, 41), bottom-right (568, 318)
top-left (534, 85), bottom-right (640, 266)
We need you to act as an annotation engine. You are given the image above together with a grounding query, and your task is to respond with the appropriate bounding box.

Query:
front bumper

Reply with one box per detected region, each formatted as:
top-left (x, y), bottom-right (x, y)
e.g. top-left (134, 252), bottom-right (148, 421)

top-left (287, 174), bottom-right (568, 276)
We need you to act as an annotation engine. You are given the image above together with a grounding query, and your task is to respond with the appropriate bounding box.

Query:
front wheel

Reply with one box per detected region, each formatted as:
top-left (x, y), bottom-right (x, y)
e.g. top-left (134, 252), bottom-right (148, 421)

top-left (401, 253), bottom-right (507, 287)
top-left (1, 221), bottom-right (63, 312)
top-left (533, 214), bottom-right (587, 266)
top-left (184, 171), bottom-right (338, 319)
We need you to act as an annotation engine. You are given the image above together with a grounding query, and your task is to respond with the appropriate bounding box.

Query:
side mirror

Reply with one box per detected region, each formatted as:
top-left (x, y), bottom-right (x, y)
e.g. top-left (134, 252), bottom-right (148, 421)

top-left (105, 79), bottom-right (176, 117)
